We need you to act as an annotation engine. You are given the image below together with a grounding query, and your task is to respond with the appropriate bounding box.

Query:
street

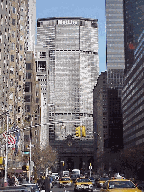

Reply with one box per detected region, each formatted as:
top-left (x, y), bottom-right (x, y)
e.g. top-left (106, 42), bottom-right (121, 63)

top-left (41, 183), bottom-right (100, 192)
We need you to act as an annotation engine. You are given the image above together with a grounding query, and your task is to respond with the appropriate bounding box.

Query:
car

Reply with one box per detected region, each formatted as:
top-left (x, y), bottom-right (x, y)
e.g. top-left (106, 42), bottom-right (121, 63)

top-left (89, 177), bottom-right (95, 186)
top-left (71, 174), bottom-right (80, 183)
top-left (22, 183), bottom-right (40, 192)
top-left (136, 181), bottom-right (144, 191)
top-left (0, 185), bottom-right (31, 192)
top-left (96, 177), bottom-right (110, 188)
top-left (74, 178), bottom-right (93, 192)
top-left (59, 177), bottom-right (73, 188)
top-left (100, 178), bottom-right (143, 192)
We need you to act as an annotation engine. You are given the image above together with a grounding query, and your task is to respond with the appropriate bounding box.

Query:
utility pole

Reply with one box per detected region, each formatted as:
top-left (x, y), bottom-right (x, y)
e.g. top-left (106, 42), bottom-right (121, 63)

top-left (4, 112), bottom-right (8, 187)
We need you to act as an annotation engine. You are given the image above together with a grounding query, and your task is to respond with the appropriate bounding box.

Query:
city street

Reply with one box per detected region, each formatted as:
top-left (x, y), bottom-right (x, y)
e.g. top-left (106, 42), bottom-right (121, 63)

top-left (43, 184), bottom-right (100, 192)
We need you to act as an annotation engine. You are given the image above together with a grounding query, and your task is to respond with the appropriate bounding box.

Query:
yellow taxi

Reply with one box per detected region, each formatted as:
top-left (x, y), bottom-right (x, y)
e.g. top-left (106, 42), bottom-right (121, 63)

top-left (74, 178), bottom-right (93, 192)
top-left (100, 178), bottom-right (142, 192)
top-left (59, 177), bottom-right (73, 188)
top-left (96, 177), bottom-right (111, 188)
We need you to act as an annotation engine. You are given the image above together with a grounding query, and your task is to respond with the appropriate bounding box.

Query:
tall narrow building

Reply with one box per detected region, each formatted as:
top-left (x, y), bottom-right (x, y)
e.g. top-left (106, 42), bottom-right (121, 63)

top-left (37, 17), bottom-right (99, 142)
top-left (106, 0), bottom-right (125, 89)
top-left (105, 0), bottom-right (124, 153)
top-left (122, 0), bottom-right (144, 150)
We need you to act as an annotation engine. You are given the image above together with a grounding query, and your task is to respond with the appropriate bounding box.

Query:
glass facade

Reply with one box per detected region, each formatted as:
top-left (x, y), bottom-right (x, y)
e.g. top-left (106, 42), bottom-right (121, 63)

top-left (106, 0), bottom-right (125, 70)
top-left (37, 17), bottom-right (99, 140)
top-left (124, 0), bottom-right (144, 73)
top-left (122, 30), bottom-right (144, 148)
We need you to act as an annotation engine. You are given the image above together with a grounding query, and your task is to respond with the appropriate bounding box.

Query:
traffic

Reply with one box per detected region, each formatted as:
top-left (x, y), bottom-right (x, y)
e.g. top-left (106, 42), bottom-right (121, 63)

top-left (0, 171), bottom-right (144, 192)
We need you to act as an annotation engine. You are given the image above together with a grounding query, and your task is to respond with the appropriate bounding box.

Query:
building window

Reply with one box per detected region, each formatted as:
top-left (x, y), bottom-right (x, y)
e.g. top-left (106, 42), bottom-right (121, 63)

top-left (13, 7), bottom-right (16, 13)
top-left (20, 35), bottom-right (23, 40)
top-left (10, 67), bottom-right (14, 74)
top-left (36, 98), bottom-right (39, 103)
top-left (26, 72), bottom-right (31, 79)
top-left (18, 118), bottom-right (21, 123)
top-left (26, 63), bottom-right (31, 70)
top-left (0, 49), bottom-right (1, 60)
top-left (25, 82), bottom-right (31, 92)
top-left (25, 105), bottom-right (30, 112)
top-left (11, 43), bottom-right (15, 50)
top-left (12, 19), bottom-right (15, 25)
top-left (12, 31), bottom-right (15, 38)
top-left (18, 106), bottom-right (21, 113)
top-left (24, 95), bottom-right (31, 102)
top-left (20, 45), bottom-right (23, 50)
top-left (11, 55), bottom-right (14, 62)
top-left (24, 135), bottom-right (29, 142)
top-left (20, 55), bottom-right (22, 61)
top-left (19, 75), bottom-right (21, 81)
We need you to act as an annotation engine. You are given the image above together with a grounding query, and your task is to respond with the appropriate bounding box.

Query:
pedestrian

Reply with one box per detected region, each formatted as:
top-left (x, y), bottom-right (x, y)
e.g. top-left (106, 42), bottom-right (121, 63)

top-left (45, 175), bottom-right (50, 192)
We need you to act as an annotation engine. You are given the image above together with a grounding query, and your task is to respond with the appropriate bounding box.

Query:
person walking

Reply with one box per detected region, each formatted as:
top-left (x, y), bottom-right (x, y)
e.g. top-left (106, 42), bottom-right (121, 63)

top-left (45, 175), bottom-right (50, 192)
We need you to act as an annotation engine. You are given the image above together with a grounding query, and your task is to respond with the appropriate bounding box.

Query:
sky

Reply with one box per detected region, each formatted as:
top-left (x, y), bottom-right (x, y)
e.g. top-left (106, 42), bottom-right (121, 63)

top-left (36, 0), bottom-right (106, 74)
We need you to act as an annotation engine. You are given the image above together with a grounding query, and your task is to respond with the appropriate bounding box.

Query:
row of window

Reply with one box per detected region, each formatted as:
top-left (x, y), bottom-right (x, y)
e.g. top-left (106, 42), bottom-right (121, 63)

top-left (123, 105), bottom-right (143, 124)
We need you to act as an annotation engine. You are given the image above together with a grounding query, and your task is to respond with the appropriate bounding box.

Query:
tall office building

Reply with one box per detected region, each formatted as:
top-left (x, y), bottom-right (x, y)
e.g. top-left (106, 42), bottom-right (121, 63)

top-left (122, 0), bottom-right (144, 149)
top-left (105, 0), bottom-right (124, 155)
top-left (35, 45), bottom-right (49, 146)
top-left (37, 17), bottom-right (99, 141)
top-left (123, 0), bottom-right (144, 74)
top-left (106, 0), bottom-right (125, 89)
top-left (0, 0), bottom-right (28, 130)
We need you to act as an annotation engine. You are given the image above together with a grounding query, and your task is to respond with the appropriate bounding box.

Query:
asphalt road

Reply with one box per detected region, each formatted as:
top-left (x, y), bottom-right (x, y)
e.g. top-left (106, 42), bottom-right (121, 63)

top-left (42, 183), bottom-right (100, 192)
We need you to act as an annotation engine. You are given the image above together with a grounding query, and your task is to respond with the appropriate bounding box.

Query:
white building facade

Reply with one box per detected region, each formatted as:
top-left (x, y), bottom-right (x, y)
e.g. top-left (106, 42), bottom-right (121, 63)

top-left (37, 17), bottom-right (99, 141)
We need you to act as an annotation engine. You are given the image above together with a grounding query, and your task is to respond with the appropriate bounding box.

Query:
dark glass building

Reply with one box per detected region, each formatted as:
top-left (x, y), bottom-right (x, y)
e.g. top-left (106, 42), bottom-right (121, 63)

top-left (123, 0), bottom-right (144, 73)
top-left (122, 0), bottom-right (144, 149)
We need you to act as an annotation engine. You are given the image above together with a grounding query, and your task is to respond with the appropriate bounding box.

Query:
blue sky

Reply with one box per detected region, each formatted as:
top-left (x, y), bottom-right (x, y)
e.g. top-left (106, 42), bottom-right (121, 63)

top-left (36, 0), bottom-right (106, 74)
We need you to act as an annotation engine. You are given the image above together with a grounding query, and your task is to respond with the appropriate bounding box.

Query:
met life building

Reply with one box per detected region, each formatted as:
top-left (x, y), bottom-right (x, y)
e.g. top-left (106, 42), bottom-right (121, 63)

top-left (37, 17), bottom-right (99, 141)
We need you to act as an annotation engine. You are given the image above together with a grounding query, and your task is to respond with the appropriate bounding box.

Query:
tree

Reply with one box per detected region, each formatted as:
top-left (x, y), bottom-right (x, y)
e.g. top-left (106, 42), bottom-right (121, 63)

top-left (31, 143), bottom-right (57, 179)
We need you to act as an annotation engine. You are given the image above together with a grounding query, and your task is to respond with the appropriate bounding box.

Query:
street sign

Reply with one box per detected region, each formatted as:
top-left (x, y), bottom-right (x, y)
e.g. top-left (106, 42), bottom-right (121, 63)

top-left (23, 152), bottom-right (30, 154)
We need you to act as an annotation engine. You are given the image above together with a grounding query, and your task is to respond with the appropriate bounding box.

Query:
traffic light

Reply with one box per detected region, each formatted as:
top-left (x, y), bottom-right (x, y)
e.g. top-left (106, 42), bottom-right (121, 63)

top-left (22, 165), bottom-right (26, 171)
top-left (22, 165), bottom-right (29, 171)
top-left (26, 165), bottom-right (29, 171)
top-left (75, 126), bottom-right (81, 137)
top-left (82, 126), bottom-right (86, 137)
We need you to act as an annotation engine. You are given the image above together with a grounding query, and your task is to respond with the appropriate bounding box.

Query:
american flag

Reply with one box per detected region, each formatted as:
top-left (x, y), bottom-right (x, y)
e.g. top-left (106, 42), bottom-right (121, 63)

top-left (3, 132), bottom-right (16, 146)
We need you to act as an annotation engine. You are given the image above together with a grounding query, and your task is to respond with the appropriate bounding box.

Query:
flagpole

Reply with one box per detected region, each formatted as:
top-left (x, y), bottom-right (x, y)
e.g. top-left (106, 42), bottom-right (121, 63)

top-left (4, 112), bottom-right (8, 187)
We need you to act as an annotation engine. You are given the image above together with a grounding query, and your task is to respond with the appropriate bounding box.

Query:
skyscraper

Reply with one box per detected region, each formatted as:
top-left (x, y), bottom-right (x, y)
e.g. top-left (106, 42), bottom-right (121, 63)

top-left (0, 0), bottom-right (28, 129)
top-left (123, 0), bottom-right (144, 73)
top-left (106, 0), bottom-right (125, 89)
top-left (37, 17), bottom-right (99, 141)
top-left (122, 0), bottom-right (144, 149)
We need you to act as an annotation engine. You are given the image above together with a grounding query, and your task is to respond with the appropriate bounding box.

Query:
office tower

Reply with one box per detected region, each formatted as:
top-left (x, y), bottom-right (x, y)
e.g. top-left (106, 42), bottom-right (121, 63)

top-left (35, 45), bottom-right (49, 146)
top-left (106, 0), bottom-right (125, 89)
top-left (0, 0), bottom-right (28, 131)
top-left (105, 0), bottom-right (124, 155)
top-left (93, 71), bottom-right (108, 171)
top-left (122, 0), bottom-right (144, 149)
top-left (37, 17), bottom-right (99, 141)
top-left (123, 0), bottom-right (144, 73)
